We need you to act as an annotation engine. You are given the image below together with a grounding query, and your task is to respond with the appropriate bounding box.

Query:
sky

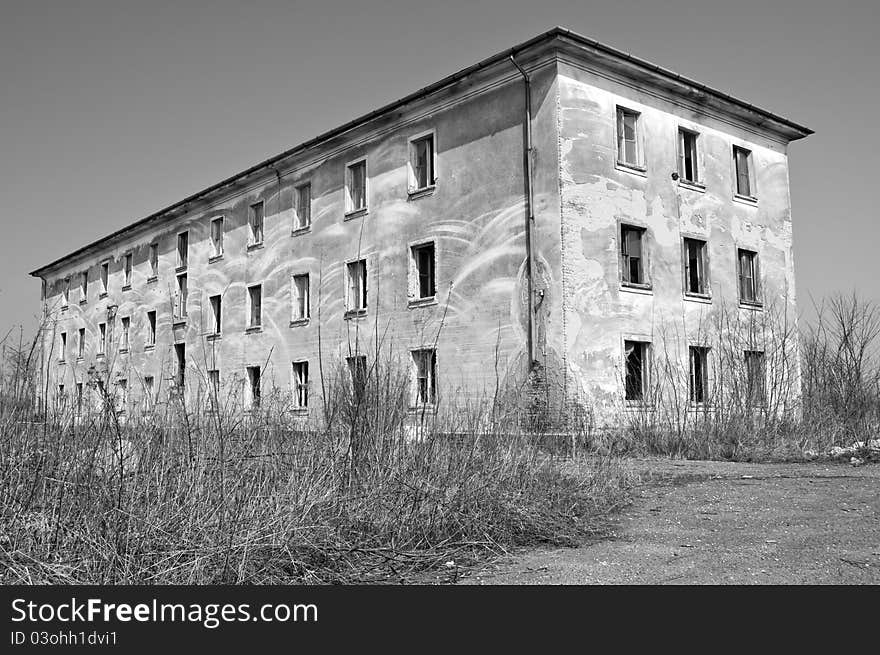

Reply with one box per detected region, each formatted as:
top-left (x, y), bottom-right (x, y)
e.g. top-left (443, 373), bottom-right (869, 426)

top-left (1, 0), bottom-right (877, 343)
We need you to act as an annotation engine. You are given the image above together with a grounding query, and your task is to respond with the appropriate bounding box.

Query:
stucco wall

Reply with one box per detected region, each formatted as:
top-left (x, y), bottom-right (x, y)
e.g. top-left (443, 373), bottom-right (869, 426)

top-left (556, 60), bottom-right (799, 421)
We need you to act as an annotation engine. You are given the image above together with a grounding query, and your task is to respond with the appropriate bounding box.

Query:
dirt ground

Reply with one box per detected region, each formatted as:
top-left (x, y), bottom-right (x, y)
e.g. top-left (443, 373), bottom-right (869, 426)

top-left (461, 458), bottom-right (880, 584)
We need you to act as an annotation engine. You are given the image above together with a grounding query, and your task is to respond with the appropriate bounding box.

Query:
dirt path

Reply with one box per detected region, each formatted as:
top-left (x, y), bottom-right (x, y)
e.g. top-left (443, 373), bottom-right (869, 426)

top-left (461, 459), bottom-right (880, 584)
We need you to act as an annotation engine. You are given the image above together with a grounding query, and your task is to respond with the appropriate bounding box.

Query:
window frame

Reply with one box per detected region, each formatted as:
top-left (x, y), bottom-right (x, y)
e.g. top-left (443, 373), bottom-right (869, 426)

top-left (174, 273), bottom-right (188, 322)
top-left (623, 338), bottom-right (651, 405)
top-left (61, 277), bottom-right (70, 308)
top-left (344, 157), bottom-right (368, 217)
top-left (210, 216), bottom-right (225, 261)
top-left (59, 331), bottom-right (67, 362)
top-left (99, 260), bottom-right (110, 297)
top-left (681, 236), bottom-right (711, 300)
top-left (123, 252), bottom-right (133, 289)
top-left (736, 247), bottom-right (762, 308)
top-left (619, 222), bottom-right (651, 291)
top-left (146, 310), bottom-right (157, 349)
top-left (119, 316), bottom-right (130, 353)
top-left (732, 145), bottom-right (757, 202)
top-left (410, 348), bottom-right (437, 409)
top-left (744, 349), bottom-right (766, 406)
top-left (148, 243), bottom-right (159, 282)
top-left (246, 283), bottom-right (263, 331)
top-left (407, 129), bottom-right (437, 196)
top-left (346, 355), bottom-right (368, 402)
top-left (248, 201), bottom-right (264, 248)
top-left (176, 231), bottom-right (189, 271)
top-left (246, 365), bottom-right (262, 409)
top-left (77, 327), bottom-right (85, 360)
top-left (677, 127), bottom-right (703, 187)
top-left (290, 273), bottom-right (310, 325)
top-left (80, 271), bottom-right (88, 304)
top-left (688, 345), bottom-right (712, 406)
top-left (208, 294), bottom-right (222, 337)
top-left (293, 182), bottom-right (312, 232)
top-left (291, 360), bottom-right (309, 410)
top-left (615, 106), bottom-right (644, 171)
top-left (98, 322), bottom-right (107, 356)
top-left (344, 258), bottom-right (368, 317)
top-left (409, 240), bottom-right (437, 306)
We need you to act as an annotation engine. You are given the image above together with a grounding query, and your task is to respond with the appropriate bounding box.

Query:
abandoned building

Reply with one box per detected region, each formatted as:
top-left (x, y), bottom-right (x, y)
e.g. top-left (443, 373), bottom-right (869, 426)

top-left (32, 27), bottom-right (812, 424)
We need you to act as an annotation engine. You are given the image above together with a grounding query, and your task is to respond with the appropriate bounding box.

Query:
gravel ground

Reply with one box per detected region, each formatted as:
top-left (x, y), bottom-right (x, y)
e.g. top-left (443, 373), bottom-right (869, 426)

top-left (461, 458), bottom-right (880, 584)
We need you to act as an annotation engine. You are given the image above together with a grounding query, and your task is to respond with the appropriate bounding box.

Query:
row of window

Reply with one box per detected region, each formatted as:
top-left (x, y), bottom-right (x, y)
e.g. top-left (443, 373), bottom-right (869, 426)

top-left (624, 340), bottom-right (766, 406)
top-left (616, 105), bottom-right (757, 199)
top-left (56, 347), bottom-right (438, 413)
top-left (620, 224), bottom-right (762, 306)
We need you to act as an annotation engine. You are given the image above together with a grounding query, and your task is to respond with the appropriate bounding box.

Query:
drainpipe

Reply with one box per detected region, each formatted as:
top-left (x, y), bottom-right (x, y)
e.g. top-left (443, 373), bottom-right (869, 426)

top-left (509, 55), bottom-right (538, 371)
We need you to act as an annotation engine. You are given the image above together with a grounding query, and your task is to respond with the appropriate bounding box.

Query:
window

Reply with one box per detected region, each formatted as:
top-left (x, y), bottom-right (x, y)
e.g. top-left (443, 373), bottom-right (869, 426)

top-left (175, 273), bottom-right (188, 320)
top-left (620, 225), bottom-right (648, 287)
top-left (246, 366), bottom-right (261, 408)
top-left (745, 350), bottom-right (766, 405)
top-left (616, 107), bottom-right (641, 168)
top-left (249, 201), bottom-right (264, 246)
top-left (62, 278), bottom-right (70, 307)
top-left (292, 361), bottom-right (308, 409)
top-left (98, 322), bottom-right (107, 355)
top-left (689, 346), bottom-right (710, 405)
top-left (100, 261), bottom-right (109, 296)
top-left (77, 328), bottom-right (85, 360)
top-left (345, 160), bottom-right (367, 214)
top-left (678, 128), bottom-right (699, 184)
top-left (409, 133), bottom-right (435, 192)
top-left (115, 379), bottom-right (128, 413)
top-left (207, 369), bottom-right (220, 406)
top-left (209, 295), bottom-right (222, 335)
top-left (733, 146), bottom-right (754, 198)
top-left (76, 382), bottom-right (84, 415)
top-left (247, 284), bottom-right (262, 329)
top-left (123, 253), bottom-right (133, 288)
top-left (347, 355), bottom-right (367, 401)
top-left (143, 376), bottom-right (154, 410)
top-left (59, 332), bottom-right (67, 362)
top-left (120, 317), bottom-right (130, 352)
top-left (211, 217), bottom-right (224, 258)
top-left (411, 242), bottom-right (436, 300)
top-left (411, 349), bottom-right (437, 406)
top-left (294, 183), bottom-right (311, 230)
top-left (149, 243), bottom-right (159, 279)
top-left (177, 232), bottom-right (188, 269)
top-left (624, 340), bottom-right (650, 402)
top-left (80, 271), bottom-right (88, 302)
top-left (346, 260), bottom-right (367, 314)
top-left (146, 310), bottom-right (156, 347)
top-left (683, 238), bottom-right (709, 296)
top-left (737, 248), bottom-right (761, 306)
top-left (291, 274), bottom-right (310, 321)
top-left (174, 343), bottom-right (186, 389)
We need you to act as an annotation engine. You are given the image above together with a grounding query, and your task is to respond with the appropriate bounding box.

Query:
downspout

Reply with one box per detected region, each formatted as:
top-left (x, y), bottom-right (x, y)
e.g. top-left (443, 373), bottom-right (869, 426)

top-left (509, 55), bottom-right (538, 372)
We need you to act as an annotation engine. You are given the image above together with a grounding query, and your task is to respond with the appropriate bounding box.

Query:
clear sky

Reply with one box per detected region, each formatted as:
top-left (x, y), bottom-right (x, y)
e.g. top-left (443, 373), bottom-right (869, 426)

top-left (1, 0), bottom-right (877, 342)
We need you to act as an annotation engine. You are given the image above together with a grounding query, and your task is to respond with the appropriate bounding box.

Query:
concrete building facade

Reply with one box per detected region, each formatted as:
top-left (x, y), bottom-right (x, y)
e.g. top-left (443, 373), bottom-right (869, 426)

top-left (32, 28), bottom-right (812, 424)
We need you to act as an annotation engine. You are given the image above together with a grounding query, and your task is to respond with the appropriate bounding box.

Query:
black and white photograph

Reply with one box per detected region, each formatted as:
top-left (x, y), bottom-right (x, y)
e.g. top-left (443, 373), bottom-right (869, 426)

top-left (1, 0), bottom-right (877, 647)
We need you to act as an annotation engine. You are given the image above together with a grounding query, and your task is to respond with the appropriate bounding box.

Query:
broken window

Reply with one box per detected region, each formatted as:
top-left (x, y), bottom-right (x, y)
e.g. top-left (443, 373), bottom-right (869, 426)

top-left (734, 146), bottom-right (753, 197)
top-left (295, 183), bottom-right (311, 230)
top-left (689, 346), bottom-right (710, 404)
top-left (678, 128), bottom-right (699, 183)
top-left (174, 343), bottom-right (186, 389)
top-left (211, 217), bottom-right (224, 258)
top-left (624, 340), bottom-right (650, 402)
top-left (616, 107), bottom-right (641, 167)
top-left (292, 361), bottom-right (308, 409)
top-left (345, 160), bottom-right (367, 214)
top-left (120, 316), bottom-right (130, 352)
top-left (291, 274), bottom-right (309, 321)
top-left (175, 273), bottom-right (188, 319)
top-left (683, 238), bottom-right (709, 296)
top-left (98, 322), bottom-right (107, 355)
top-left (146, 310), bottom-right (156, 346)
top-left (409, 133), bottom-right (435, 191)
top-left (347, 355), bottom-right (368, 402)
top-left (149, 243), bottom-right (159, 279)
top-left (412, 349), bottom-right (437, 406)
top-left (620, 225), bottom-right (647, 286)
top-left (248, 284), bottom-right (262, 328)
top-left (177, 232), bottom-right (189, 269)
top-left (249, 201), bottom-right (264, 245)
top-left (100, 261), bottom-right (109, 296)
top-left (412, 242), bottom-right (436, 300)
top-left (123, 253), bottom-right (133, 287)
top-left (745, 350), bottom-right (766, 405)
top-left (77, 327), bottom-right (85, 359)
top-left (247, 366), bottom-right (261, 408)
top-left (346, 260), bottom-right (367, 313)
top-left (737, 248), bottom-right (760, 305)
top-left (59, 332), bottom-right (67, 362)
top-left (209, 295), bottom-right (222, 335)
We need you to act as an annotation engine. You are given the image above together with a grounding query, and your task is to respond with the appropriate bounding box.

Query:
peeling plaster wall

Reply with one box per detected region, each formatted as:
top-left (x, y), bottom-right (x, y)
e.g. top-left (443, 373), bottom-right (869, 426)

top-left (39, 62), bottom-right (561, 417)
top-left (557, 60), bottom-right (799, 421)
